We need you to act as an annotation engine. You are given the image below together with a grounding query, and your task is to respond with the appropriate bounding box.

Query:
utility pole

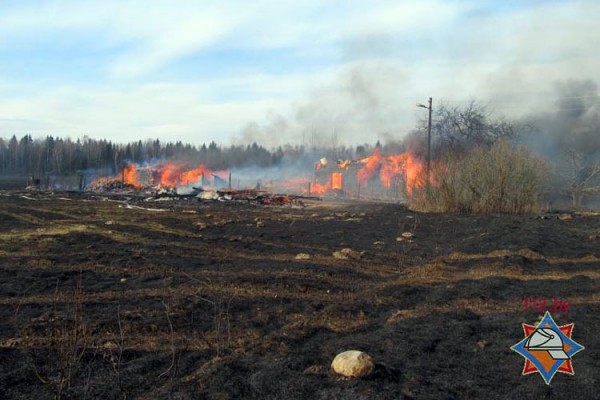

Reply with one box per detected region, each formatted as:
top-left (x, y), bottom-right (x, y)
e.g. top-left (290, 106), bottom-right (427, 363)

top-left (417, 97), bottom-right (433, 189)
top-left (426, 97), bottom-right (432, 188)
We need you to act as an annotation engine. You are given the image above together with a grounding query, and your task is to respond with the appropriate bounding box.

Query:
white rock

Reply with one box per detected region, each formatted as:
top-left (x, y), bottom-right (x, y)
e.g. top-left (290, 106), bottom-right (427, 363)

top-left (331, 350), bottom-right (374, 378)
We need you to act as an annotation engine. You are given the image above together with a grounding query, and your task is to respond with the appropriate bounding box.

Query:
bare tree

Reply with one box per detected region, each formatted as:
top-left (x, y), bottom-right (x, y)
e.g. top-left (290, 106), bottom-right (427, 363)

top-left (425, 101), bottom-right (518, 154)
top-left (559, 149), bottom-right (600, 208)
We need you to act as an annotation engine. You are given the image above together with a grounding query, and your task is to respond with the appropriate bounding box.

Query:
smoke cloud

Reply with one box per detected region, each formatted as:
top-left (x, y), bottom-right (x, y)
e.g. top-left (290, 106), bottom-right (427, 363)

top-left (232, 61), bottom-right (410, 148)
top-left (520, 79), bottom-right (600, 161)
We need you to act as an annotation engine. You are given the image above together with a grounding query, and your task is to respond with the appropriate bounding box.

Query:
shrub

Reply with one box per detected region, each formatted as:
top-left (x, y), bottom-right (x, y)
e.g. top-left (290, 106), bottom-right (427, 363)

top-left (407, 140), bottom-right (550, 214)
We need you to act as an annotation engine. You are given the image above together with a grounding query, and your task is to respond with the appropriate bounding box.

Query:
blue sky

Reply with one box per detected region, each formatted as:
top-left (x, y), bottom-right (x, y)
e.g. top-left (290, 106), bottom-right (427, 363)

top-left (0, 0), bottom-right (597, 146)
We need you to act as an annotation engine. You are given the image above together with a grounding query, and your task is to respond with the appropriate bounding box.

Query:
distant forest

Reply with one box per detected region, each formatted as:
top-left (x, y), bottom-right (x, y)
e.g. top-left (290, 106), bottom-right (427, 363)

top-left (0, 134), bottom-right (382, 178)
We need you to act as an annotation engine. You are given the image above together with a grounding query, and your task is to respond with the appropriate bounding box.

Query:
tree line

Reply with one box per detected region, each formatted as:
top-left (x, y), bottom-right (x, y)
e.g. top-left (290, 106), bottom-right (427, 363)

top-left (1, 98), bottom-right (597, 208)
top-left (0, 135), bottom-right (349, 177)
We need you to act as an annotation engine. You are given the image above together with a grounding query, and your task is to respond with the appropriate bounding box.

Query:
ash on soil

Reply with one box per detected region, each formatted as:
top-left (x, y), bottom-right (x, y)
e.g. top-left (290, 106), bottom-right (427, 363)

top-left (0, 190), bottom-right (598, 399)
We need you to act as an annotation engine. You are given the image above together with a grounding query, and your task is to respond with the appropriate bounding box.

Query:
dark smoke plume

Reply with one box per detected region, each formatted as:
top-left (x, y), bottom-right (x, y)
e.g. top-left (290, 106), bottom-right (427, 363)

top-left (521, 79), bottom-right (600, 161)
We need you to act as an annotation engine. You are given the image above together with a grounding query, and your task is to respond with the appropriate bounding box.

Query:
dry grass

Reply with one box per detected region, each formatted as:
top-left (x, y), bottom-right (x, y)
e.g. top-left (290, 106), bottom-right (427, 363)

top-left (387, 292), bottom-right (600, 324)
top-left (444, 247), bottom-right (598, 265)
top-left (0, 224), bottom-right (90, 241)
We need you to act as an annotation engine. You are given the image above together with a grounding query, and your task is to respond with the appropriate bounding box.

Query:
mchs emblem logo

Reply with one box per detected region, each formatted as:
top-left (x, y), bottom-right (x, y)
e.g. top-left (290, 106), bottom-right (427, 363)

top-left (511, 311), bottom-right (584, 384)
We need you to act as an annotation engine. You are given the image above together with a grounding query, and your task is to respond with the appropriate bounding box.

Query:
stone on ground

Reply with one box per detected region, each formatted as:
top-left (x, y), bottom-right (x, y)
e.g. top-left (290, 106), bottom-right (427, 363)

top-left (331, 350), bottom-right (374, 378)
top-left (332, 248), bottom-right (363, 260)
top-left (295, 253), bottom-right (311, 260)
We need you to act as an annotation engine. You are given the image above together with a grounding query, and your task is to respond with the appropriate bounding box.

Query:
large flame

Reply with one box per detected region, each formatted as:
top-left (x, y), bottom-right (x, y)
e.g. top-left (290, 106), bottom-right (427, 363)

top-left (91, 161), bottom-right (228, 190)
top-left (356, 148), bottom-right (383, 186)
top-left (331, 172), bottom-right (343, 190)
top-left (90, 148), bottom-right (428, 197)
top-left (154, 162), bottom-right (227, 187)
top-left (122, 163), bottom-right (141, 187)
top-left (156, 163), bottom-right (182, 187)
top-left (308, 181), bottom-right (330, 195)
top-left (380, 153), bottom-right (425, 194)
top-left (316, 148), bottom-right (427, 195)
top-left (180, 165), bottom-right (209, 186)
top-left (89, 162), bottom-right (142, 189)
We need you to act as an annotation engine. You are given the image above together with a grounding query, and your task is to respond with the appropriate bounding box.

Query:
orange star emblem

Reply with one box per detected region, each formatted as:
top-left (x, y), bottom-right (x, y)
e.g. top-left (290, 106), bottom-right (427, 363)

top-left (511, 311), bottom-right (584, 384)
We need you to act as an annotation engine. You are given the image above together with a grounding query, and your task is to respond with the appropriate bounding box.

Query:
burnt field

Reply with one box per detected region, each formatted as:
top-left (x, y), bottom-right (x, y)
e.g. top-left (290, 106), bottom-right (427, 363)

top-left (0, 191), bottom-right (599, 399)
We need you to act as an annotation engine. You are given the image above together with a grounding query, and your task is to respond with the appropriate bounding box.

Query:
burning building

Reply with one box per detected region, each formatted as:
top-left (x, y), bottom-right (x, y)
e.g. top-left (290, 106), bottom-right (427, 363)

top-left (89, 162), bottom-right (229, 192)
top-left (88, 147), bottom-right (427, 202)
top-left (309, 148), bottom-right (426, 200)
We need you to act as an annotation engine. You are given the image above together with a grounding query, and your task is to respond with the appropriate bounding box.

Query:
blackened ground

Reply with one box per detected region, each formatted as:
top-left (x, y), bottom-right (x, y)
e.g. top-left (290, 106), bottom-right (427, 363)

top-left (0, 190), bottom-right (598, 399)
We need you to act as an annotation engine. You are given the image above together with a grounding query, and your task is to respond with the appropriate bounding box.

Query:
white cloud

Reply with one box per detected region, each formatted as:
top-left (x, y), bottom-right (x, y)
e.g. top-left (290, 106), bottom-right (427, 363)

top-left (0, 73), bottom-right (313, 143)
top-left (0, 1), bottom-right (598, 146)
top-left (0, 1), bottom-right (468, 76)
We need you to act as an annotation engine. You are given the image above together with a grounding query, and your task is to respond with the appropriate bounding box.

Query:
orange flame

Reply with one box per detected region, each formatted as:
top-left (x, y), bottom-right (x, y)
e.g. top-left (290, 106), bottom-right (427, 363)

top-left (156, 163), bottom-right (183, 187)
top-left (154, 162), bottom-right (224, 187)
top-left (357, 148), bottom-right (383, 186)
top-left (379, 153), bottom-right (425, 194)
top-left (90, 161), bottom-right (232, 190)
top-left (331, 172), bottom-right (343, 190)
top-left (90, 163), bottom-right (142, 189)
top-left (337, 160), bottom-right (351, 170)
top-left (313, 148), bottom-right (428, 195)
top-left (403, 155), bottom-right (426, 194)
top-left (308, 181), bottom-right (330, 195)
top-left (122, 163), bottom-right (140, 187)
top-left (90, 148), bottom-right (430, 198)
top-left (180, 164), bottom-right (209, 186)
